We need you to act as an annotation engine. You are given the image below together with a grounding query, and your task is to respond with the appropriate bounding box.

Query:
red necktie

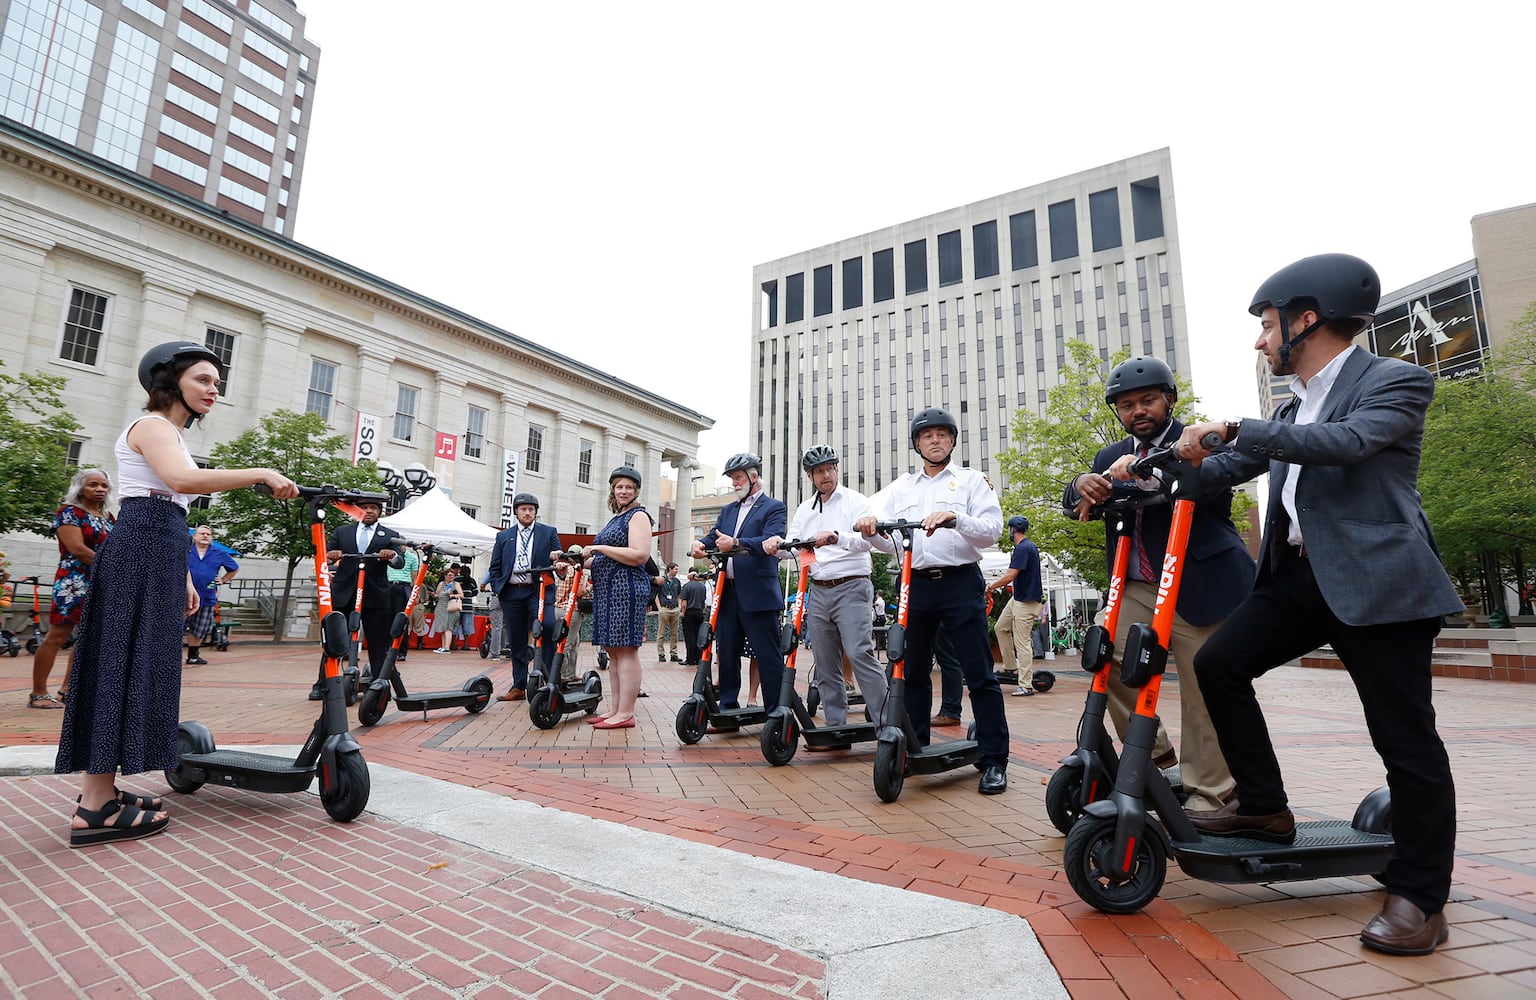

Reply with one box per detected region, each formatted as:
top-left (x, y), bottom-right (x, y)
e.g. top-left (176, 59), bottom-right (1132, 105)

top-left (1134, 444), bottom-right (1155, 582)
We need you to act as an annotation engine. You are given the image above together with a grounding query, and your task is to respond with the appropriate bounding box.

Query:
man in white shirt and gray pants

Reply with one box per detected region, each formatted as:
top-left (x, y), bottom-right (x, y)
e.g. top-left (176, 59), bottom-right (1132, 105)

top-left (765, 445), bottom-right (887, 730)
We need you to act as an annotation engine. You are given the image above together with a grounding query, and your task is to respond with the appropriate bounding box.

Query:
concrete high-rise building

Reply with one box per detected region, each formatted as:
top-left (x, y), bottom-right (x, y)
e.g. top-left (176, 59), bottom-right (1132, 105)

top-left (0, 0), bottom-right (317, 234)
top-left (749, 149), bottom-right (1188, 511)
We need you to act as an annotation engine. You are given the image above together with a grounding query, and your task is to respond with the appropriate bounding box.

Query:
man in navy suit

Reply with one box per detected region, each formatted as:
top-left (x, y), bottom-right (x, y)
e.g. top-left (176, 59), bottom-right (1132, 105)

top-left (486, 493), bottom-right (564, 701)
top-left (1063, 356), bottom-right (1250, 813)
top-left (1176, 254), bottom-right (1462, 956)
top-left (689, 452), bottom-right (787, 716)
top-left (321, 499), bottom-right (403, 697)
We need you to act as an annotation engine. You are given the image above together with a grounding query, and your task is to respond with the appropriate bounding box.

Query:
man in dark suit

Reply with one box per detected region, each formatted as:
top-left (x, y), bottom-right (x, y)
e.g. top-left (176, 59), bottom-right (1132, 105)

top-left (688, 452), bottom-right (787, 715)
top-left (486, 493), bottom-right (564, 701)
top-left (1063, 355), bottom-right (1251, 813)
top-left (320, 499), bottom-right (403, 698)
top-left (1175, 253), bottom-right (1462, 956)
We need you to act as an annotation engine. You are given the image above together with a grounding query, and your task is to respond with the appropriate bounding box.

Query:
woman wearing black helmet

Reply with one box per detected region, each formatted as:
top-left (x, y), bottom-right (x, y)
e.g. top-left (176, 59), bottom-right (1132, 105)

top-left (584, 467), bottom-right (653, 729)
top-left (54, 341), bottom-right (297, 847)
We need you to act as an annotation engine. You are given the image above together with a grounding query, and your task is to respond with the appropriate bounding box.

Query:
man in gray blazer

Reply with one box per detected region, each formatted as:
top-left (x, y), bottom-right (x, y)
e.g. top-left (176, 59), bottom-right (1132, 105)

top-left (1167, 254), bottom-right (1461, 957)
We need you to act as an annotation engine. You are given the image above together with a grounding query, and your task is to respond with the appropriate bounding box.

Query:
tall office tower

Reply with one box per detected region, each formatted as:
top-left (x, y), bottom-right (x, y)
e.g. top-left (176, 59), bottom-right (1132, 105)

top-left (0, 0), bottom-right (318, 233)
top-left (750, 149), bottom-right (1188, 511)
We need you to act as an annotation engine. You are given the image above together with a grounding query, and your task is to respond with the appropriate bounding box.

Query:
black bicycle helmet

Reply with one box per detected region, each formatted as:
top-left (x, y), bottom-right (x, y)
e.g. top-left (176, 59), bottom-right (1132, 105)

top-left (1250, 253), bottom-right (1381, 363)
top-left (723, 452), bottom-right (761, 476)
top-left (138, 341), bottom-right (223, 393)
top-left (909, 407), bottom-right (958, 453)
top-left (609, 466), bottom-right (642, 490)
top-left (1007, 515), bottom-right (1030, 534)
top-left (512, 492), bottom-right (540, 510)
top-left (1104, 356), bottom-right (1177, 405)
top-left (801, 445), bottom-right (839, 471)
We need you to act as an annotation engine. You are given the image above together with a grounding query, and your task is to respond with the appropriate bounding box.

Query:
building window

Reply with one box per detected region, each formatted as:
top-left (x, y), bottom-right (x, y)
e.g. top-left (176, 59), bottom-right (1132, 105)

top-left (760, 279), bottom-right (778, 328)
top-left (904, 239), bottom-right (928, 294)
top-left (526, 424), bottom-right (544, 472)
top-left (578, 438), bottom-right (594, 484)
top-left (1009, 211), bottom-right (1038, 271)
top-left (1089, 188), bottom-right (1122, 252)
top-left (459, 504), bottom-right (478, 520)
top-left (813, 264), bottom-right (833, 317)
top-left (1131, 177), bottom-right (1164, 241)
top-left (203, 328), bottom-right (235, 399)
top-left (785, 272), bottom-right (805, 324)
top-left (938, 230), bottom-right (963, 286)
top-left (60, 287), bottom-right (110, 366)
top-left (306, 359), bottom-right (335, 420)
top-left (842, 256), bottom-right (862, 310)
top-left (873, 248), bottom-right (895, 302)
top-left (624, 451), bottom-right (639, 470)
top-left (465, 405), bottom-right (487, 460)
top-left (189, 458), bottom-right (213, 512)
top-left (64, 439), bottom-right (84, 469)
top-left (973, 220), bottom-right (999, 279)
top-left (393, 385), bottom-right (418, 442)
top-left (1048, 199), bottom-right (1078, 261)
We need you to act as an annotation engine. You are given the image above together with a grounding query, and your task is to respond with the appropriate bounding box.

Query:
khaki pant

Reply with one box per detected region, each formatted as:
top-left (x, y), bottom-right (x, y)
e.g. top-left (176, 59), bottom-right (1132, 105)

top-left (656, 606), bottom-right (681, 659)
top-left (1101, 580), bottom-right (1235, 812)
top-left (994, 597), bottom-right (1041, 689)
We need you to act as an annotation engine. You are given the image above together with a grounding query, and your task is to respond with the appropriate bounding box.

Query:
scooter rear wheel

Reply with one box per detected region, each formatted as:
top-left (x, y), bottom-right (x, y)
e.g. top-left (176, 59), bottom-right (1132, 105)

top-left (25, 638), bottom-right (39, 655)
top-left (806, 686), bottom-right (820, 716)
top-left (873, 736), bottom-right (906, 802)
top-left (164, 728), bottom-right (207, 794)
top-left (464, 675), bottom-right (494, 714)
top-left (1063, 813), bottom-right (1168, 914)
top-left (357, 687), bottom-right (387, 728)
top-left (675, 701), bottom-right (706, 745)
top-left (320, 751), bottom-right (370, 822)
top-left (1045, 763), bottom-right (1093, 835)
top-left (759, 715), bottom-right (798, 766)
top-left (529, 689), bottom-right (561, 730)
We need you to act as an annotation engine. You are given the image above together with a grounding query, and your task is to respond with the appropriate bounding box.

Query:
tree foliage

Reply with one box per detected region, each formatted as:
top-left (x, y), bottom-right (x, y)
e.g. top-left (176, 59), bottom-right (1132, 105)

top-left (0, 362), bottom-right (81, 536)
top-left (205, 410), bottom-right (381, 636)
top-left (994, 340), bottom-right (1252, 592)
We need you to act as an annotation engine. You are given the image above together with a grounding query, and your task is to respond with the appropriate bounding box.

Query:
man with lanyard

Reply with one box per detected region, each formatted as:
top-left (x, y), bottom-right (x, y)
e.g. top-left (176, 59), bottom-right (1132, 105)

top-left (386, 543), bottom-right (420, 662)
top-left (322, 499), bottom-right (403, 698)
top-left (1064, 355), bottom-right (1247, 815)
top-left (486, 493), bottom-right (563, 702)
top-left (1172, 254), bottom-right (1460, 955)
top-left (654, 563), bottom-right (684, 663)
top-left (689, 452), bottom-right (787, 716)
top-left (855, 407), bottom-right (1009, 795)
top-left (988, 515), bottom-right (1044, 697)
top-left (764, 445), bottom-right (887, 734)
top-left (679, 569), bottom-right (708, 665)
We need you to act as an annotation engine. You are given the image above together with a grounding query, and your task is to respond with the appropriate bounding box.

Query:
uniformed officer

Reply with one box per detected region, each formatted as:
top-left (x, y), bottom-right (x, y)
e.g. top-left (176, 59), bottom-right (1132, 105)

top-left (855, 407), bottom-right (1009, 795)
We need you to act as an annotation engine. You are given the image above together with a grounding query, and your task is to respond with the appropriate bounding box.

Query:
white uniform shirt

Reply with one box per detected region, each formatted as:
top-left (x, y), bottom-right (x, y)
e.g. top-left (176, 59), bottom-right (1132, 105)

top-left (784, 484), bottom-right (876, 581)
top-left (868, 464), bottom-right (1003, 569)
top-left (1281, 344), bottom-right (1356, 548)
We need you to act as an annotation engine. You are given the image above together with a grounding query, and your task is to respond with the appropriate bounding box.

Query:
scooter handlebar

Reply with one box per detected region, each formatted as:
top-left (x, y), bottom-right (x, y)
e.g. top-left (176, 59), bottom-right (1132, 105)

top-left (254, 483), bottom-right (391, 505)
top-left (778, 537), bottom-right (819, 552)
top-left (870, 518), bottom-right (954, 537)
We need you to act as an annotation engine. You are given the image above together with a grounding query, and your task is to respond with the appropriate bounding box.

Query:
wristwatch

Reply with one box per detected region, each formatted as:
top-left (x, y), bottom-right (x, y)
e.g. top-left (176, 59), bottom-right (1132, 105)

top-left (1223, 417), bottom-right (1242, 443)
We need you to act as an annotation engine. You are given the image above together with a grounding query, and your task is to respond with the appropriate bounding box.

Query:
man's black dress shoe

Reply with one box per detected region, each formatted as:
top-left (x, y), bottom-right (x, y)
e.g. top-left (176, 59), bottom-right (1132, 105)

top-left (1360, 894), bottom-right (1449, 955)
top-left (978, 765), bottom-right (1007, 795)
top-left (308, 684), bottom-right (324, 701)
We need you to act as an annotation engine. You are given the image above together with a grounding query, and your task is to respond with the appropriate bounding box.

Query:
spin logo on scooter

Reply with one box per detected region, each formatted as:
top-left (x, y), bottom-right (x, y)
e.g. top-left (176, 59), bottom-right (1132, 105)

top-left (1155, 551), bottom-right (1179, 610)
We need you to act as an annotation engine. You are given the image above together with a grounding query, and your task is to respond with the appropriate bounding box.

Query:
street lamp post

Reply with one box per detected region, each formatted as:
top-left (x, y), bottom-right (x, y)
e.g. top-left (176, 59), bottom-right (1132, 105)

top-left (376, 460), bottom-right (437, 512)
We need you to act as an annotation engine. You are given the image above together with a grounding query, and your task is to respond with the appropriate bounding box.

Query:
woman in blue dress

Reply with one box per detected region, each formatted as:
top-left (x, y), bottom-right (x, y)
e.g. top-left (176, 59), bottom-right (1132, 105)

top-left (584, 467), bottom-right (653, 729)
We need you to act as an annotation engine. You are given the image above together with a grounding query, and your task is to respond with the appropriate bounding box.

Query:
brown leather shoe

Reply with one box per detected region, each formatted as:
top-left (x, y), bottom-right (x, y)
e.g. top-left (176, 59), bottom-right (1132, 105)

top-left (931, 714), bottom-right (963, 727)
top-left (1185, 799), bottom-right (1296, 843)
top-left (497, 688), bottom-right (526, 702)
top-left (1360, 895), bottom-right (1449, 955)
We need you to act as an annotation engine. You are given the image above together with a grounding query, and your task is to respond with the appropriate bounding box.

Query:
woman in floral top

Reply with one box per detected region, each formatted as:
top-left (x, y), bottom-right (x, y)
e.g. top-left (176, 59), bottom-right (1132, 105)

top-left (29, 469), bottom-right (115, 708)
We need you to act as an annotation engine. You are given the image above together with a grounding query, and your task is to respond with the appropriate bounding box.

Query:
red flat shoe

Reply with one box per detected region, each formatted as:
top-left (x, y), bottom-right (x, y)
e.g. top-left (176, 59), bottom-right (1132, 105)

top-left (592, 718), bottom-right (635, 729)
top-left (585, 716), bottom-right (609, 725)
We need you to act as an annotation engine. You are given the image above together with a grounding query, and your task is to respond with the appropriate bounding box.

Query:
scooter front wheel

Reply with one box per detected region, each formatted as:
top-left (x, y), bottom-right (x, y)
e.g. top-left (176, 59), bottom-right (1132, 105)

top-left (25, 638), bottom-right (39, 655)
top-left (759, 714), bottom-right (798, 766)
top-left (528, 689), bottom-right (561, 730)
top-left (357, 687), bottom-right (387, 728)
top-left (320, 751), bottom-right (370, 822)
top-left (1063, 813), bottom-right (1168, 914)
top-left (873, 735), bottom-right (906, 803)
top-left (342, 668), bottom-right (359, 707)
top-left (675, 701), bottom-right (706, 745)
top-left (164, 727), bottom-right (207, 794)
top-left (1045, 763), bottom-right (1093, 835)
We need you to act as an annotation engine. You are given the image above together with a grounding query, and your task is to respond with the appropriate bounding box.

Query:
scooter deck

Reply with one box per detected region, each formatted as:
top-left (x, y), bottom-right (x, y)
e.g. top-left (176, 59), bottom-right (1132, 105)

top-left (1171, 821), bottom-right (1393, 884)
top-left (907, 738), bottom-right (982, 774)
top-left (395, 691), bottom-right (482, 711)
top-left (177, 750), bottom-right (315, 793)
top-left (712, 706), bottom-right (768, 727)
top-left (802, 721), bottom-right (877, 746)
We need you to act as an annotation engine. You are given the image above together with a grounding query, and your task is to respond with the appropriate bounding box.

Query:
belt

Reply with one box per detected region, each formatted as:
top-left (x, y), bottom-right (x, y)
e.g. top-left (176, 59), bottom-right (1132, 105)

top-left (506, 582), bottom-right (536, 588)
top-left (914, 564), bottom-right (973, 580)
top-left (810, 575), bottom-right (862, 588)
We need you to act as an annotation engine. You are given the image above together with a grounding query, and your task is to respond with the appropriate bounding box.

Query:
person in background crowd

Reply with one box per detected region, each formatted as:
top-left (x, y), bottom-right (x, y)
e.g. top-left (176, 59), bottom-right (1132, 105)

top-left (29, 469), bottom-right (115, 709)
top-left (386, 543), bottom-right (420, 661)
top-left (679, 569), bottom-right (708, 666)
top-left (989, 516), bottom-right (1044, 697)
top-left (183, 524), bottom-right (238, 666)
top-left (431, 567), bottom-right (465, 653)
top-left (654, 562), bottom-right (683, 663)
top-left (552, 557), bottom-right (583, 681)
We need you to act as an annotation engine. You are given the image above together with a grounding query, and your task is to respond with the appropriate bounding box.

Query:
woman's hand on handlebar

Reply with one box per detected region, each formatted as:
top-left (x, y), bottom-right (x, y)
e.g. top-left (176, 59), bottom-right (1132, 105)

top-left (256, 470), bottom-right (298, 498)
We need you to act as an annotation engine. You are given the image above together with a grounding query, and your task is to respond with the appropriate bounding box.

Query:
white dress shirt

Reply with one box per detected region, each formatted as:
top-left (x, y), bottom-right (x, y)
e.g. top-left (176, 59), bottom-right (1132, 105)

top-left (784, 484), bottom-right (876, 580)
top-left (868, 464), bottom-right (1003, 568)
top-left (1281, 344), bottom-right (1356, 547)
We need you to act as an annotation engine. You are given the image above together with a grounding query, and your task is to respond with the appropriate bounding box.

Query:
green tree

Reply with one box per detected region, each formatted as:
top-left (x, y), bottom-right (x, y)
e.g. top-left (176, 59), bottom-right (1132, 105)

top-left (0, 362), bottom-right (81, 535)
top-left (993, 340), bottom-right (1252, 593)
top-left (206, 410), bottom-right (381, 638)
top-left (1420, 302), bottom-right (1536, 617)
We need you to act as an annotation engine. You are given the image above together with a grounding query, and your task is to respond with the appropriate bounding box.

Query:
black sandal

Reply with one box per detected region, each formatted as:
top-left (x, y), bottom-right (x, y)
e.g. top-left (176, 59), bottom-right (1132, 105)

top-left (70, 798), bottom-right (169, 848)
top-left (75, 788), bottom-right (167, 813)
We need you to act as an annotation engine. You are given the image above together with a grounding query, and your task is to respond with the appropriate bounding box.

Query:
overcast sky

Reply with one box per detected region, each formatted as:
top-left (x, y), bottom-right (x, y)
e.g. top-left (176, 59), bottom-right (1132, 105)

top-left (291, 1), bottom-right (1534, 482)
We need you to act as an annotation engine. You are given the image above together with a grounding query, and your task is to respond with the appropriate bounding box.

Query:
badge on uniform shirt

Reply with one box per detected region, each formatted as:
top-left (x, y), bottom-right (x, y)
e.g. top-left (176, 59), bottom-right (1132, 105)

top-left (949, 481), bottom-right (958, 491)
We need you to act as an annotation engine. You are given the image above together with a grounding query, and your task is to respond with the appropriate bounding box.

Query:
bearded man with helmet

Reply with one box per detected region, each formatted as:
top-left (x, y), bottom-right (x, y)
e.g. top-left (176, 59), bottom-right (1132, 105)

top-left (1062, 354), bottom-right (1251, 815)
top-left (689, 452), bottom-right (789, 715)
top-left (486, 491), bottom-right (565, 702)
top-left (1171, 253), bottom-right (1462, 956)
top-left (854, 407), bottom-right (1011, 795)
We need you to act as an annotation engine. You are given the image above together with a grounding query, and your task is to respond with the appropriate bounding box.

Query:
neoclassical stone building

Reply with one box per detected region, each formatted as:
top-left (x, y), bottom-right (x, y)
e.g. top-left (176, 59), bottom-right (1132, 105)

top-left (0, 118), bottom-right (709, 577)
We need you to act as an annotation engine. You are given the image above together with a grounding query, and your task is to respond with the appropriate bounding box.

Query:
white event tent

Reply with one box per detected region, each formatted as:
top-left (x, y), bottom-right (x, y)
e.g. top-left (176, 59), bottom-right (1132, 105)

top-left (378, 487), bottom-right (500, 554)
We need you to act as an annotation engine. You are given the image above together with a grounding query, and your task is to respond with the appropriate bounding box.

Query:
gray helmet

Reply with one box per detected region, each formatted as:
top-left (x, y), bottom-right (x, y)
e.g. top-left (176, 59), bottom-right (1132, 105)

top-left (723, 452), bottom-right (761, 476)
top-left (1007, 515), bottom-right (1030, 534)
top-left (609, 466), bottom-right (641, 490)
top-left (1249, 253), bottom-right (1381, 324)
top-left (512, 492), bottom-right (539, 510)
top-left (801, 445), bottom-right (839, 471)
top-left (1104, 356), bottom-right (1177, 405)
top-left (138, 341), bottom-right (223, 393)
top-left (909, 407), bottom-right (958, 453)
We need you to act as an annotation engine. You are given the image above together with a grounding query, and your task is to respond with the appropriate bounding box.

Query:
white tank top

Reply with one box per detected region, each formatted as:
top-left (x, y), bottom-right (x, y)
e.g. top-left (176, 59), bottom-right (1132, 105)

top-left (115, 414), bottom-right (198, 510)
